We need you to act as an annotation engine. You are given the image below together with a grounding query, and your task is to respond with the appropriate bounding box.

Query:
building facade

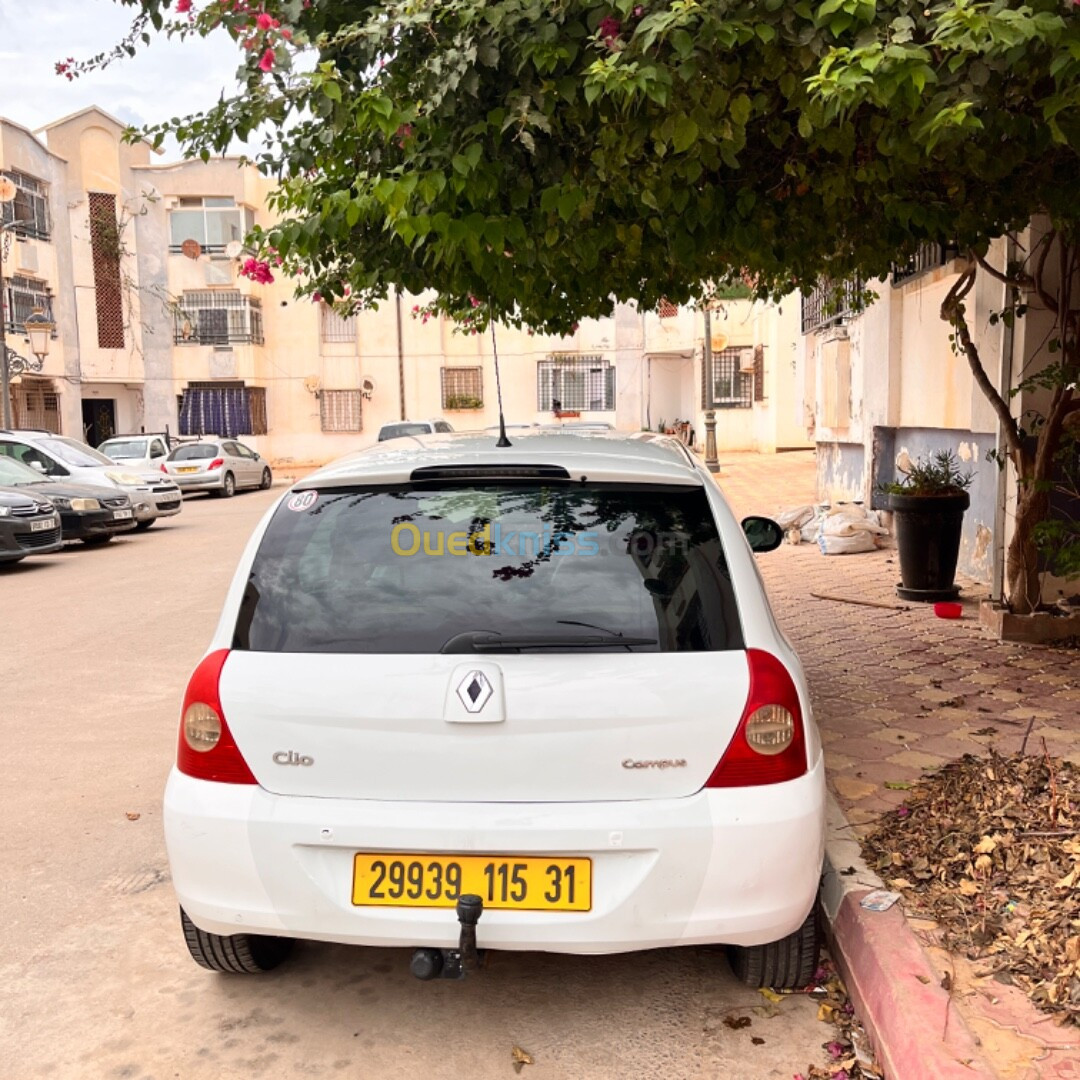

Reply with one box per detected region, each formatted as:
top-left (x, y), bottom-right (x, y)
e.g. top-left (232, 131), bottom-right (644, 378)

top-left (2, 106), bottom-right (809, 468)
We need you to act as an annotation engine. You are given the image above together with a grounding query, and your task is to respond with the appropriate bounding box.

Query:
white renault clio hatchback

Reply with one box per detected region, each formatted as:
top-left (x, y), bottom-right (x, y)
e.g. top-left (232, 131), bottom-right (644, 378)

top-left (165, 431), bottom-right (825, 987)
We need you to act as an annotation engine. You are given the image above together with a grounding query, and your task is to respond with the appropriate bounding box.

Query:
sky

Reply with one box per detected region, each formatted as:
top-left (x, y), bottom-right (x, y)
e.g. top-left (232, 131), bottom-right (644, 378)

top-left (0, 0), bottom-right (243, 159)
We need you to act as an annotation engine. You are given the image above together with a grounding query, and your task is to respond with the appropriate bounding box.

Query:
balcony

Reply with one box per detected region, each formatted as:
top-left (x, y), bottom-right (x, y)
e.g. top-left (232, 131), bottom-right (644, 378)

top-left (173, 291), bottom-right (264, 347)
top-left (800, 277), bottom-right (864, 335)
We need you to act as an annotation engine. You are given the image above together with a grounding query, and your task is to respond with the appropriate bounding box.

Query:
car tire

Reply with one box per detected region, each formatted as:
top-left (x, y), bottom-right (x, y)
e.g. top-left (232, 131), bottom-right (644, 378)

top-left (82, 535), bottom-right (114, 546)
top-left (134, 519), bottom-right (155, 531)
top-left (218, 472), bottom-right (236, 499)
top-left (259, 467), bottom-right (272, 490)
top-left (180, 908), bottom-right (293, 974)
top-left (728, 905), bottom-right (820, 990)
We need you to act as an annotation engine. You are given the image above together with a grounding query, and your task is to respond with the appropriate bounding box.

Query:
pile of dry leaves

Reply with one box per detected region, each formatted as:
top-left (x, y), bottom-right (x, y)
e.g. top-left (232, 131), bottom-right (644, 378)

top-left (864, 749), bottom-right (1080, 1025)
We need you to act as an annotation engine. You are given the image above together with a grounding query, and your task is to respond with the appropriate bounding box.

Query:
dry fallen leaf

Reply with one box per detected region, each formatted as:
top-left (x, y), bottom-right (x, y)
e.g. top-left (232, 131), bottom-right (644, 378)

top-left (973, 836), bottom-right (997, 855)
top-left (723, 1015), bottom-right (751, 1030)
top-left (914, 974), bottom-right (930, 984)
top-left (758, 987), bottom-right (784, 1004)
top-left (511, 1046), bottom-right (534, 1073)
top-left (125, 812), bottom-right (141, 821)
top-left (750, 1036), bottom-right (765, 1045)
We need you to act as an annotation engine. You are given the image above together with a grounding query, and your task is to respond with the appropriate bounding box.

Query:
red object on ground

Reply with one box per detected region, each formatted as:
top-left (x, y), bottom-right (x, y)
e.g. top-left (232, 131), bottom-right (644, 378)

top-left (934, 602), bottom-right (963, 619)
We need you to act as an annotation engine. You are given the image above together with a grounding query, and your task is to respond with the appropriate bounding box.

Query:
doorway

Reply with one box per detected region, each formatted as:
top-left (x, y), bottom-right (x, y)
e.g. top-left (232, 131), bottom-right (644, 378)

top-left (647, 355), bottom-right (695, 435)
top-left (82, 398), bottom-right (116, 448)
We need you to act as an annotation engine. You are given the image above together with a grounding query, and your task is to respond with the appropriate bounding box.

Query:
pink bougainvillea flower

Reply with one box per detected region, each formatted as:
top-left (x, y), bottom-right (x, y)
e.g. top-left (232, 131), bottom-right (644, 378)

top-left (256, 12), bottom-right (273, 29)
top-left (176, 0), bottom-right (193, 12)
top-left (598, 15), bottom-right (622, 44)
top-left (258, 48), bottom-right (275, 72)
top-left (825, 1041), bottom-right (845, 1059)
top-left (897, 805), bottom-right (911, 818)
top-left (312, 292), bottom-right (322, 303)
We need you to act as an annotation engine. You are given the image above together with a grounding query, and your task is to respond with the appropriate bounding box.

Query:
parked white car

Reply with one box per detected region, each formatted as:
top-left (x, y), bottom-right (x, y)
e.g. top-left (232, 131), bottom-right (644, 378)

top-left (377, 419), bottom-right (454, 441)
top-left (98, 433), bottom-right (171, 470)
top-left (0, 431), bottom-right (181, 530)
top-left (165, 431), bottom-right (824, 986)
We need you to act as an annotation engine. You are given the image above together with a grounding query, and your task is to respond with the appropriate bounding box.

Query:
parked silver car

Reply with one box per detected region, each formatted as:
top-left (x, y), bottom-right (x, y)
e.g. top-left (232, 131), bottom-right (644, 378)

top-left (377, 419), bottom-right (454, 442)
top-left (0, 431), bottom-right (181, 530)
top-left (162, 439), bottom-right (272, 497)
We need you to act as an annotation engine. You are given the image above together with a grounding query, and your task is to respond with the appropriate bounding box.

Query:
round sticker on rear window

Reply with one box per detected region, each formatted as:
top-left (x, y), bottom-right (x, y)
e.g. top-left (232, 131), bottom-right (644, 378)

top-left (286, 491), bottom-right (318, 512)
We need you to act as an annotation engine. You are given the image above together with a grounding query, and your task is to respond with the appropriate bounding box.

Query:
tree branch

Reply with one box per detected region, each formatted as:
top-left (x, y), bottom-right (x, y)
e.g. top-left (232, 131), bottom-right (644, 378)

top-left (972, 247), bottom-right (1031, 291)
top-left (1033, 228), bottom-right (1059, 313)
top-left (941, 263), bottom-right (1027, 469)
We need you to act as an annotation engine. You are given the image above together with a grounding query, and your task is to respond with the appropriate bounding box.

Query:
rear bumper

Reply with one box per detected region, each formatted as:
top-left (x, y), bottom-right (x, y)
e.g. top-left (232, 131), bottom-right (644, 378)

top-left (164, 755), bottom-right (825, 954)
top-left (172, 472), bottom-right (223, 492)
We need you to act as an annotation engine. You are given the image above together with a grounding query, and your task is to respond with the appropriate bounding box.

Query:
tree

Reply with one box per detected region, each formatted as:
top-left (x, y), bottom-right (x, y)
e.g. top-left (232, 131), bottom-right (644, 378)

top-left (78, 0), bottom-right (1080, 612)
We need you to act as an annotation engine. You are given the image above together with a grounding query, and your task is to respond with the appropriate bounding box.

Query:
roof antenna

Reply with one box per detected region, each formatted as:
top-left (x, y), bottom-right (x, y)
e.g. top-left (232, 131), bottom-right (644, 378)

top-left (491, 319), bottom-right (512, 447)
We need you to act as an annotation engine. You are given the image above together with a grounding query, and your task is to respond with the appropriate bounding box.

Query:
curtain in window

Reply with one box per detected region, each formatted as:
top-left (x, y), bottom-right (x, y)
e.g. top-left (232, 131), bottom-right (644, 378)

top-left (179, 386), bottom-right (252, 437)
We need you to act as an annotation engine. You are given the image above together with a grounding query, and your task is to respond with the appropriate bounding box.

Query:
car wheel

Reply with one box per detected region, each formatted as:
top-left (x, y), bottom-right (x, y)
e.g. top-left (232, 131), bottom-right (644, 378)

top-left (218, 472), bottom-right (236, 498)
top-left (728, 906), bottom-right (820, 990)
top-left (134, 519), bottom-right (155, 531)
top-left (180, 908), bottom-right (293, 974)
top-left (259, 467), bottom-right (272, 490)
top-left (82, 535), bottom-right (114, 546)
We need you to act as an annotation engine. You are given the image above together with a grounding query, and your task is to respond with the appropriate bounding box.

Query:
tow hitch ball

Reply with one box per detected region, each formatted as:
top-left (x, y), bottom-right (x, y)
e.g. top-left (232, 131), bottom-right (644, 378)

top-left (410, 894), bottom-right (484, 981)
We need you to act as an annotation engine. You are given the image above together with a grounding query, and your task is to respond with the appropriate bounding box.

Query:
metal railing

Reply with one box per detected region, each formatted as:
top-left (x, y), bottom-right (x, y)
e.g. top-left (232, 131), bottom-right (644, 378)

top-left (890, 241), bottom-right (960, 286)
top-left (2, 278), bottom-right (55, 335)
top-left (173, 292), bottom-right (264, 346)
top-left (800, 277), bottom-right (864, 335)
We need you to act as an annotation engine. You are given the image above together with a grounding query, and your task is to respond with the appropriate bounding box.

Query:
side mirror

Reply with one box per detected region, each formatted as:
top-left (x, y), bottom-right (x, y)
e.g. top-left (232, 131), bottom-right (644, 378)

top-left (29, 460), bottom-right (46, 472)
top-left (254, 452), bottom-right (261, 460)
top-left (741, 515), bottom-right (783, 553)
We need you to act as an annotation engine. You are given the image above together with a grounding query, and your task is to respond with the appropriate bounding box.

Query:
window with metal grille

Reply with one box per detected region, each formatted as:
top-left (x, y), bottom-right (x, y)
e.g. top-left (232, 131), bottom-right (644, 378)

top-left (320, 389), bottom-right (363, 432)
top-left (179, 382), bottom-right (268, 436)
top-left (320, 304), bottom-right (357, 343)
top-left (702, 347), bottom-right (752, 409)
top-left (0, 170), bottom-right (50, 241)
top-left (174, 291), bottom-right (264, 346)
top-left (657, 299), bottom-right (679, 318)
top-left (2, 275), bottom-right (54, 334)
top-left (538, 355), bottom-right (615, 411)
top-left (168, 197), bottom-right (255, 255)
top-left (440, 367), bottom-right (483, 410)
top-left (14, 382), bottom-right (61, 433)
top-left (89, 192), bottom-right (124, 349)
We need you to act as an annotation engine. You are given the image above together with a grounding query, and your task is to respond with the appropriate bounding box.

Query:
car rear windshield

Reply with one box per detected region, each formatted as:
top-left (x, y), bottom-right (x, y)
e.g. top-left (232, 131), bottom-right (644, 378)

top-left (100, 439), bottom-right (147, 459)
top-left (378, 423), bottom-right (430, 441)
top-left (169, 444), bottom-right (219, 461)
top-left (234, 483), bottom-right (744, 654)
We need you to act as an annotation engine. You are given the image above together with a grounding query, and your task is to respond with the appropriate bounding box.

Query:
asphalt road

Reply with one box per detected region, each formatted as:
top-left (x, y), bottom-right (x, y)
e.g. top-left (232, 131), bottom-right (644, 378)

top-left (1, 488), bottom-right (831, 1080)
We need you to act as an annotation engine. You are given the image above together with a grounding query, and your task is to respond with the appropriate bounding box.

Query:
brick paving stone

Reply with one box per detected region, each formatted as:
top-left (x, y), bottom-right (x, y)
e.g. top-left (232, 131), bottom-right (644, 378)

top-left (886, 749), bottom-right (951, 770)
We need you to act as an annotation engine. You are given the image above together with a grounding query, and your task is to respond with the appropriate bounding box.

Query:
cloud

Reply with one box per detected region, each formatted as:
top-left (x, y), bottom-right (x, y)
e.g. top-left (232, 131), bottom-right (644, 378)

top-left (0, 0), bottom-right (241, 155)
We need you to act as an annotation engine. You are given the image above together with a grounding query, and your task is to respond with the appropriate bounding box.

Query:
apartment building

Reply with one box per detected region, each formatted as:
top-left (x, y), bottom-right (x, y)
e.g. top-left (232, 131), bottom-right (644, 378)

top-left (2, 105), bottom-right (809, 467)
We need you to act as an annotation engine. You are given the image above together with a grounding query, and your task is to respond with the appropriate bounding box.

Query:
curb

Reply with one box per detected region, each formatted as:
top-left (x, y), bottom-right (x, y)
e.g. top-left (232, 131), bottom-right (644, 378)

top-left (821, 794), bottom-right (994, 1080)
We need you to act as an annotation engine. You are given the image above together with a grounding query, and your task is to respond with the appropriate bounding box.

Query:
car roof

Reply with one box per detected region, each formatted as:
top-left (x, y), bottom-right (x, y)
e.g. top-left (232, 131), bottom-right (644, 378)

top-left (299, 430), bottom-right (703, 489)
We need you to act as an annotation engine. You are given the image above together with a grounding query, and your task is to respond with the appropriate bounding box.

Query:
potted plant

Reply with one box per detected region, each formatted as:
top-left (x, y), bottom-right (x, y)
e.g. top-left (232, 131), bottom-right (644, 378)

top-left (878, 451), bottom-right (973, 602)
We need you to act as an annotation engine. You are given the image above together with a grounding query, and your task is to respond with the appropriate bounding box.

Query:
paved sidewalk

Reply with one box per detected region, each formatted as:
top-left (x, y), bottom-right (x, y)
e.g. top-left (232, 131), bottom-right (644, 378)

top-left (714, 451), bottom-right (1079, 833)
top-left (716, 450), bottom-right (1080, 1080)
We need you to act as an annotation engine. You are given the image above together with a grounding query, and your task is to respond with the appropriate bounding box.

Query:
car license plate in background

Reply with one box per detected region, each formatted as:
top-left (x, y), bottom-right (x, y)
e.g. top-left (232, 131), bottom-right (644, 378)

top-left (30, 519), bottom-right (53, 532)
top-left (177, 466), bottom-right (199, 473)
top-left (113, 509), bottom-right (133, 520)
top-left (352, 853), bottom-right (592, 911)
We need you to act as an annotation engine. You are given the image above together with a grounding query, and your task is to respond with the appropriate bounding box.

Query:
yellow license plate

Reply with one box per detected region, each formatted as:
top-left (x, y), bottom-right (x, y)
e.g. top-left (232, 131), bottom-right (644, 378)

top-left (177, 466), bottom-right (199, 473)
top-left (352, 853), bottom-right (592, 911)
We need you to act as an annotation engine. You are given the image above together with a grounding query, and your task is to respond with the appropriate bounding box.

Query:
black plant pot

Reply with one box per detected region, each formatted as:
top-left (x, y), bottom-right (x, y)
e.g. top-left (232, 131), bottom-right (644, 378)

top-left (885, 491), bottom-right (970, 602)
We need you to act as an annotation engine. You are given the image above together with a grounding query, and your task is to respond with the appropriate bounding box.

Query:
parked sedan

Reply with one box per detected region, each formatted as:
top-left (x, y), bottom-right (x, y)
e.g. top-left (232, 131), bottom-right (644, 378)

top-left (162, 440), bottom-right (272, 498)
top-left (0, 456), bottom-right (136, 545)
top-left (0, 487), bottom-right (62, 564)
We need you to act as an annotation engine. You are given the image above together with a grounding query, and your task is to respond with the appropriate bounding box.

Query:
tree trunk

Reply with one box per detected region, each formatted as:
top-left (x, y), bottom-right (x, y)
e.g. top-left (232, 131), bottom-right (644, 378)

top-left (1006, 485), bottom-right (1048, 615)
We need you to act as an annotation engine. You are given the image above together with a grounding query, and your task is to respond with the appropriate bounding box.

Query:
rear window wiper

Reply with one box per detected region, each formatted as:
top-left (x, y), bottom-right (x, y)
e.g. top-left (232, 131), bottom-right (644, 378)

top-left (441, 631), bottom-right (657, 653)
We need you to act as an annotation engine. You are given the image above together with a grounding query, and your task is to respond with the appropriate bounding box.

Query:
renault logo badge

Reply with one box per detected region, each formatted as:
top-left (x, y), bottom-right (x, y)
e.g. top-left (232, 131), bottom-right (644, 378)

top-left (457, 670), bottom-right (493, 713)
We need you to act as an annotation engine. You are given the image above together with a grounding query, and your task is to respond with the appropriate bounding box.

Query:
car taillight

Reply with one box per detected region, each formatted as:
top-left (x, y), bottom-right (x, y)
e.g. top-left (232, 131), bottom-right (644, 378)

top-left (160, 464), bottom-right (168, 473)
top-left (208, 458), bottom-right (224, 470)
top-left (705, 650), bottom-right (808, 787)
top-left (177, 649), bottom-right (257, 784)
